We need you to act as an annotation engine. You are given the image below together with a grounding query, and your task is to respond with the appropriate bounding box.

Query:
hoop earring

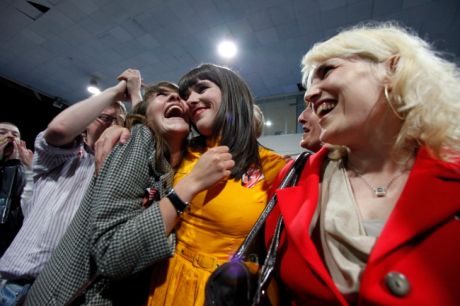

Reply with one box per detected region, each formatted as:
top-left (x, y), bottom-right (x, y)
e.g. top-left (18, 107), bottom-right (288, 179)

top-left (384, 86), bottom-right (405, 120)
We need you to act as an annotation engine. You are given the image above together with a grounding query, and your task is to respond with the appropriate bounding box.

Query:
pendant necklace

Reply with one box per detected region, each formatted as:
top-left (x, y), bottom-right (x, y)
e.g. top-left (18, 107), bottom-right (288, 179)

top-left (348, 163), bottom-right (404, 197)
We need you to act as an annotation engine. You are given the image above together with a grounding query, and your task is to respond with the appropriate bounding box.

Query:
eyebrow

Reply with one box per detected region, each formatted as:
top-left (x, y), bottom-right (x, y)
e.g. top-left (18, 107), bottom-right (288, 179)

top-left (306, 59), bottom-right (336, 87)
top-left (159, 89), bottom-right (176, 94)
top-left (194, 79), bottom-right (212, 86)
top-left (305, 65), bottom-right (317, 90)
top-left (0, 128), bottom-right (19, 134)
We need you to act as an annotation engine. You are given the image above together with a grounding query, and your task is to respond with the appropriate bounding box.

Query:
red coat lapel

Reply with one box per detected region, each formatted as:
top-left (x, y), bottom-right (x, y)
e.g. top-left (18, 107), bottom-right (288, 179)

top-left (370, 148), bottom-right (460, 262)
top-left (275, 147), bottom-right (460, 302)
top-left (276, 148), bottom-right (345, 298)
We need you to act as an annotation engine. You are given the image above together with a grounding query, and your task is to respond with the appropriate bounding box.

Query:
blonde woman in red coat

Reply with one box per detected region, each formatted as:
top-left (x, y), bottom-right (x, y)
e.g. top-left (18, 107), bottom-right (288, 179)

top-left (265, 22), bottom-right (460, 306)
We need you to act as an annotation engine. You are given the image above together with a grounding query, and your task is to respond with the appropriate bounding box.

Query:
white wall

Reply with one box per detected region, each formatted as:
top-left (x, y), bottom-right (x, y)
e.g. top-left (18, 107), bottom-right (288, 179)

top-left (258, 133), bottom-right (302, 156)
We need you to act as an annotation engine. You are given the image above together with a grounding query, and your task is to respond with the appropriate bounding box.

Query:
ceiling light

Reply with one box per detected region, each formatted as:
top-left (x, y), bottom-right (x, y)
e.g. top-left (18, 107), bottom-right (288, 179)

top-left (87, 77), bottom-right (101, 95)
top-left (265, 120), bottom-right (272, 127)
top-left (218, 40), bottom-right (237, 58)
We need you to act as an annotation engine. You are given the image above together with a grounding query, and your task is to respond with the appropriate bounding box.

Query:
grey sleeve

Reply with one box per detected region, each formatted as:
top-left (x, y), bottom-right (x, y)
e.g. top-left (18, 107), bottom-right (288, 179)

top-left (89, 125), bottom-right (174, 278)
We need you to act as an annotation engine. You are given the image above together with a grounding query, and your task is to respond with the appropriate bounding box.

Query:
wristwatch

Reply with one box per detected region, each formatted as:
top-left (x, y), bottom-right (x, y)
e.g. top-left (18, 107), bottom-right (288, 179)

top-left (166, 188), bottom-right (189, 216)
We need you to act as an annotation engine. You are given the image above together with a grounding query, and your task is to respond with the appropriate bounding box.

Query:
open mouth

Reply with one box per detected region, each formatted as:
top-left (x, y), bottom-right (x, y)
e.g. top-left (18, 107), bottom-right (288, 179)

top-left (315, 100), bottom-right (337, 118)
top-left (3, 141), bottom-right (14, 157)
top-left (165, 105), bottom-right (185, 119)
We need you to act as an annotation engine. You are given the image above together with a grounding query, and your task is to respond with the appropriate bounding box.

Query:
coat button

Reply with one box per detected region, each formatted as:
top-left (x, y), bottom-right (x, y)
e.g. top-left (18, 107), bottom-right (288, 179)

top-left (385, 272), bottom-right (411, 297)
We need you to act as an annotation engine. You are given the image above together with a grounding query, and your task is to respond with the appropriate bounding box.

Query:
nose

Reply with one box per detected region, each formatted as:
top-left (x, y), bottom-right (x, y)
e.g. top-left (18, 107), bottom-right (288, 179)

top-left (167, 92), bottom-right (181, 102)
top-left (186, 91), bottom-right (199, 105)
top-left (167, 92), bottom-right (189, 111)
top-left (298, 109), bottom-right (306, 125)
top-left (5, 131), bottom-right (17, 139)
top-left (304, 84), bottom-right (321, 105)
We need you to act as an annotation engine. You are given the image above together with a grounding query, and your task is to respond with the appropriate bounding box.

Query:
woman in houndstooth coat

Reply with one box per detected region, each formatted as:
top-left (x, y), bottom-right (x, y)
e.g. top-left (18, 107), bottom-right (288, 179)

top-left (25, 81), bottom-right (234, 306)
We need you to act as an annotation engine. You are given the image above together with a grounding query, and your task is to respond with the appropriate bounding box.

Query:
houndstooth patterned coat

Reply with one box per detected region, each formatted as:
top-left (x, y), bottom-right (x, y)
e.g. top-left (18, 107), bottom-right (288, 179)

top-left (25, 124), bottom-right (175, 305)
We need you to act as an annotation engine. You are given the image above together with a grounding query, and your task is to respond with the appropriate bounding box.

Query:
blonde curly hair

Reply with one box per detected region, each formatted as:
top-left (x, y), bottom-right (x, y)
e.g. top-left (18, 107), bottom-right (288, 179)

top-left (301, 21), bottom-right (460, 163)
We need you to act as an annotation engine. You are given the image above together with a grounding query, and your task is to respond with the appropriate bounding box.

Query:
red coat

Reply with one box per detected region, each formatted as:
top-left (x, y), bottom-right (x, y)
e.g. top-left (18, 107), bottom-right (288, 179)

top-left (265, 147), bottom-right (460, 306)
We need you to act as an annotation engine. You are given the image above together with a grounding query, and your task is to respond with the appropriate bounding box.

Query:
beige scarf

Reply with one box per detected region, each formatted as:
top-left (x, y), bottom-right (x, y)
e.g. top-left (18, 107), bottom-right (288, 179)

top-left (315, 159), bottom-right (384, 294)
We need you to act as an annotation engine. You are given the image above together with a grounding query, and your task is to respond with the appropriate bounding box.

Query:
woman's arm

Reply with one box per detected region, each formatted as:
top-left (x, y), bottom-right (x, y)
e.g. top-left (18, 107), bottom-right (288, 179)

top-left (89, 125), bottom-right (234, 278)
top-left (89, 125), bottom-right (172, 277)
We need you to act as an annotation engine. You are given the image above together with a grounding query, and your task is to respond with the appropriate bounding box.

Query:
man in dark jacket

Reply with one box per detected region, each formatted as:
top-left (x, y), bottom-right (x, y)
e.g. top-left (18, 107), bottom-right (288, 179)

top-left (0, 122), bottom-right (33, 256)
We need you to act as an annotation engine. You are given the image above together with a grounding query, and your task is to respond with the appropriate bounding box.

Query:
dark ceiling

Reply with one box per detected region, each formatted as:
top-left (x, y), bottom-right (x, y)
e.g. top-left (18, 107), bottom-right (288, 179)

top-left (1, 0), bottom-right (459, 106)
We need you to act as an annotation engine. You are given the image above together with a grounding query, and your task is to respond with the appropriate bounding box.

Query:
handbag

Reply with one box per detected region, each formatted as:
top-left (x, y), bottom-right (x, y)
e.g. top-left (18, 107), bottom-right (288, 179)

top-left (204, 151), bottom-right (311, 306)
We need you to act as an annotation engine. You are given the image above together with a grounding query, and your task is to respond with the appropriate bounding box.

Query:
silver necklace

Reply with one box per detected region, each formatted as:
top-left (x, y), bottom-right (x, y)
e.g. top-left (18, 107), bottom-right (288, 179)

top-left (348, 163), bottom-right (404, 197)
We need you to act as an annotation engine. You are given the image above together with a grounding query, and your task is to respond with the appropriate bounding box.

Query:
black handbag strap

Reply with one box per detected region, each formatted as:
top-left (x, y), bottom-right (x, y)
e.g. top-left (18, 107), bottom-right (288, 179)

top-left (252, 216), bottom-right (283, 305)
top-left (234, 150), bottom-right (311, 260)
top-left (65, 151), bottom-right (311, 306)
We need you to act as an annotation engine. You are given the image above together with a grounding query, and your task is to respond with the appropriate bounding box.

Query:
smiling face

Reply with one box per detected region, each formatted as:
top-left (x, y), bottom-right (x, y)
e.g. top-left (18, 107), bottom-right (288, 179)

top-left (184, 79), bottom-right (222, 137)
top-left (145, 85), bottom-right (189, 139)
top-left (304, 57), bottom-right (387, 147)
top-left (298, 102), bottom-right (322, 152)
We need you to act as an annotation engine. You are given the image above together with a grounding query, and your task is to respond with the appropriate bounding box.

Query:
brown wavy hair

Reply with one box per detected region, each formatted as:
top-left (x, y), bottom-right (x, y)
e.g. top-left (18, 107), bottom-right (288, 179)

top-left (125, 81), bottom-right (187, 169)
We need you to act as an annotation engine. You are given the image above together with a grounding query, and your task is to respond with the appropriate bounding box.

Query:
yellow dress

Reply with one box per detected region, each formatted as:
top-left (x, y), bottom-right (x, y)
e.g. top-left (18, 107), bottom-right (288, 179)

top-left (147, 145), bottom-right (286, 306)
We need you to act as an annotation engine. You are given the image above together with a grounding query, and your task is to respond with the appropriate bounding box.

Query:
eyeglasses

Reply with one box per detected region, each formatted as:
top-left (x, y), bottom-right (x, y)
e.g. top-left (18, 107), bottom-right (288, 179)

top-left (97, 114), bottom-right (117, 124)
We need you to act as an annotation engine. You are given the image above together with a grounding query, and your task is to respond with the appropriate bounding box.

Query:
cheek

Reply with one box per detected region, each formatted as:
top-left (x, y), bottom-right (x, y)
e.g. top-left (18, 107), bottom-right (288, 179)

top-left (181, 100), bottom-right (189, 112)
top-left (349, 81), bottom-right (382, 110)
top-left (87, 122), bottom-right (98, 132)
top-left (338, 72), bottom-right (380, 105)
top-left (96, 124), bottom-right (110, 133)
top-left (209, 88), bottom-right (222, 107)
top-left (209, 97), bottom-right (221, 118)
top-left (147, 114), bottom-right (162, 130)
top-left (213, 95), bottom-right (222, 109)
top-left (146, 103), bottom-right (162, 120)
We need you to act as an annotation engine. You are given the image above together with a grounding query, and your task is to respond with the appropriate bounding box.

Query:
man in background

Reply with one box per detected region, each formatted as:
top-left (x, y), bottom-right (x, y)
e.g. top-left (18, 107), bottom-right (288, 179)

top-left (0, 69), bottom-right (141, 306)
top-left (298, 102), bottom-right (322, 152)
top-left (0, 122), bottom-right (33, 256)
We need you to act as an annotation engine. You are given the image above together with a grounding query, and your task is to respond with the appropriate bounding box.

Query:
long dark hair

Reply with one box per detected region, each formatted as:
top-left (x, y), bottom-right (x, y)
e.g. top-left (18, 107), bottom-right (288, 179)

top-left (178, 64), bottom-right (260, 179)
top-left (125, 81), bottom-right (186, 169)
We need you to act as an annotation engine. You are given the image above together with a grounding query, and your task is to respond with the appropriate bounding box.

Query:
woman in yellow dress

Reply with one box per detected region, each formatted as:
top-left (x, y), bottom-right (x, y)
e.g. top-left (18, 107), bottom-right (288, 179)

top-left (147, 64), bottom-right (286, 305)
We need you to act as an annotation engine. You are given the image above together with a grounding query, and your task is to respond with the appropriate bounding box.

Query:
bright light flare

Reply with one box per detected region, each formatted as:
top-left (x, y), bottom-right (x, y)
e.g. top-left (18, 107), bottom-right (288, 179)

top-left (218, 40), bottom-right (237, 58)
top-left (87, 85), bottom-right (101, 95)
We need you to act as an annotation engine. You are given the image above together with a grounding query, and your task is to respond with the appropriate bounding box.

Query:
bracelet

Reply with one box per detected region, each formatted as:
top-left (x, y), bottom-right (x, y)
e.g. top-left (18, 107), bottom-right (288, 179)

top-left (166, 188), bottom-right (189, 216)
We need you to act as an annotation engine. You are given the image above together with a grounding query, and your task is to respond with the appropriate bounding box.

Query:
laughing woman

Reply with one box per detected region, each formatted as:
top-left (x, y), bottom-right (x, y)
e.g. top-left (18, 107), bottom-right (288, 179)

top-left (265, 22), bottom-right (460, 305)
top-left (147, 64), bottom-right (286, 305)
top-left (25, 80), bottom-right (234, 305)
